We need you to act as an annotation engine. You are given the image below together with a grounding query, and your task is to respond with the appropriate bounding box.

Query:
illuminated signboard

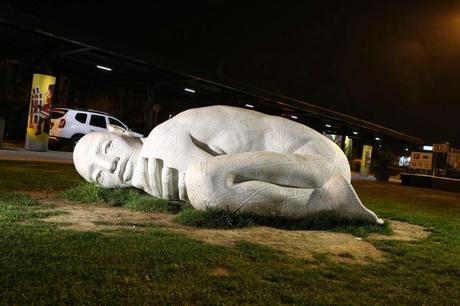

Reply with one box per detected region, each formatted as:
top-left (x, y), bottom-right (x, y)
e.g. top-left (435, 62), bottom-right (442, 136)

top-left (433, 143), bottom-right (449, 153)
top-left (410, 152), bottom-right (433, 170)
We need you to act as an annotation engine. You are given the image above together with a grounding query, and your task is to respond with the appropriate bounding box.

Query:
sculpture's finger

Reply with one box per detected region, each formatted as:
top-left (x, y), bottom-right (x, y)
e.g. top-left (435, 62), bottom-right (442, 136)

top-left (178, 171), bottom-right (187, 201)
top-left (147, 158), bottom-right (162, 197)
top-left (161, 167), bottom-right (171, 199)
top-left (159, 166), bottom-right (180, 200)
top-left (132, 157), bottom-right (153, 194)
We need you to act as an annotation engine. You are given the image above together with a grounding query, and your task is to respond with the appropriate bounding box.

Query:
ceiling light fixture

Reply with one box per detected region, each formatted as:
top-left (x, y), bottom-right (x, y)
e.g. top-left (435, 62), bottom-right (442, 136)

top-left (96, 65), bottom-right (112, 71)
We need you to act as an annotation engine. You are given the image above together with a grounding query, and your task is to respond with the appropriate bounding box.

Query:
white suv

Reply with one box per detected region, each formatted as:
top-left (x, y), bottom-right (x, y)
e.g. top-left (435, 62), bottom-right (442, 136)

top-left (49, 108), bottom-right (143, 148)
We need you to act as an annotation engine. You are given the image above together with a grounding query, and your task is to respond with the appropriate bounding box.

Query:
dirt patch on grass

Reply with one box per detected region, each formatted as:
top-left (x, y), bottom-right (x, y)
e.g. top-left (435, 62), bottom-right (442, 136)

top-left (208, 267), bottom-right (231, 277)
top-left (173, 226), bottom-right (389, 264)
top-left (39, 197), bottom-right (429, 265)
top-left (42, 199), bottom-right (175, 232)
top-left (369, 220), bottom-right (430, 241)
top-left (170, 220), bottom-right (430, 264)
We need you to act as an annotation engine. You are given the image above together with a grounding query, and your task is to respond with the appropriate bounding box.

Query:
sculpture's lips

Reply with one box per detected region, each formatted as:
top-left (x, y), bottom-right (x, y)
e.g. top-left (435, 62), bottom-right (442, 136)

top-left (119, 157), bottom-right (133, 182)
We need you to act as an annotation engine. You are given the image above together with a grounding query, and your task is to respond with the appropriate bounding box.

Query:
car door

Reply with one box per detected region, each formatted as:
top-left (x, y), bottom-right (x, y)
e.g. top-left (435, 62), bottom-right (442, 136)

top-left (88, 114), bottom-right (108, 132)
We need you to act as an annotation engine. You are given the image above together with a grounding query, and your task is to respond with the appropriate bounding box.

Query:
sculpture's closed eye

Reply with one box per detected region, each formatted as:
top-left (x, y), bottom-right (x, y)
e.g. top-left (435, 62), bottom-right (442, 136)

top-left (104, 141), bottom-right (112, 154)
top-left (96, 170), bottom-right (103, 184)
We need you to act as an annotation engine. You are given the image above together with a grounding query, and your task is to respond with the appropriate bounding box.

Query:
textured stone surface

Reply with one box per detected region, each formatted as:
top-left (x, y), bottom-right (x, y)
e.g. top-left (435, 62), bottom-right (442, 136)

top-left (74, 105), bottom-right (382, 224)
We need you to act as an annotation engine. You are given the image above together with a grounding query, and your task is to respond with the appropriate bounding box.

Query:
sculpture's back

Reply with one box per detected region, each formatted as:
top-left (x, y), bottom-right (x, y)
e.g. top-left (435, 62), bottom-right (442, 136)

top-left (141, 105), bottom-right (350, 179)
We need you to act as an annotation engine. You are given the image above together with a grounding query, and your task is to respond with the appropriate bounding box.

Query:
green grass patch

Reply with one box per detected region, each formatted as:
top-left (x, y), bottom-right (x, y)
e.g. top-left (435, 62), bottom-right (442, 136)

top-left (235, 240), bottom-right (285, 262)
top-left (1, 160), bottom-right (460, 304)
top-left (0, 160), bottom-right (83, 192)
top-left (0, 192), bottom-right (61, 223)
top-left (57, 167), bottom-right (391, 236)
top-left (175, 207), bottom-right (255, 229)
top-left (61, 182), bottom-right (185, 213)
top-left (175, 207), bottom-right (392, 237)
top-left (63, 182), bottom-right (391, 236)
top-left (0, 192), bottom-right (40, 206)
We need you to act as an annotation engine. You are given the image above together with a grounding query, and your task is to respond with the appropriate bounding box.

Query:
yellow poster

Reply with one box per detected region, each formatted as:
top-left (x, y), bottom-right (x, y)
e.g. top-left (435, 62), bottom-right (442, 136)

top-left (25, 74), bottom-right (56, 151)
top-left (360, 145), bottom-right (373, 176)
top-left (344, 136), bottom-right (353, 159)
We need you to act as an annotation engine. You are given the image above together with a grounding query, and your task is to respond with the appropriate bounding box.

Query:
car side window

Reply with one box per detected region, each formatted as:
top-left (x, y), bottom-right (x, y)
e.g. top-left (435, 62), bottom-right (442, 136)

top-left (51, 110), bottom-right (68, 119)
top-left (89, 114), bottom-right (107, 128)
top-left (108, 117), bottom-right (126, 129)
top-left (75, 113), bottom-right (87, 124)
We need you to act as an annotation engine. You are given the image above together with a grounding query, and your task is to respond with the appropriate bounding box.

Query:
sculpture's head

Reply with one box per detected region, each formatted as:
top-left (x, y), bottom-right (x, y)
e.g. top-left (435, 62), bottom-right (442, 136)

top-left (73, 129), bottom-right (143, 188)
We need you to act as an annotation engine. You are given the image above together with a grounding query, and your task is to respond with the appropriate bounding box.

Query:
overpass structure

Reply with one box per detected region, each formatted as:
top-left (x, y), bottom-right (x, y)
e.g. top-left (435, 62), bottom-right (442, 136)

top-left (0, 6), bottom-right (423, 155)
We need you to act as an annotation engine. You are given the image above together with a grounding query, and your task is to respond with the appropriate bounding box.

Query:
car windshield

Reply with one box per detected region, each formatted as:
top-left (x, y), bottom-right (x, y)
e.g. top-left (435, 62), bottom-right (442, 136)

top-left (108, 117), bottom-right (126, 129)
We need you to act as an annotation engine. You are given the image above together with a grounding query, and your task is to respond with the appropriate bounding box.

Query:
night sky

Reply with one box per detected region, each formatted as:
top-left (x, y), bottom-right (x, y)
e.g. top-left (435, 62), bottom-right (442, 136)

top-left (9, 1), bottom-right (460, 146)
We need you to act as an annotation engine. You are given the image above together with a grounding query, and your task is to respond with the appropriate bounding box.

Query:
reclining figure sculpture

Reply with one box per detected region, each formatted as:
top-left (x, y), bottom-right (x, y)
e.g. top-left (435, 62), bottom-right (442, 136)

top-left (73, 105), bottom-right (383, 224)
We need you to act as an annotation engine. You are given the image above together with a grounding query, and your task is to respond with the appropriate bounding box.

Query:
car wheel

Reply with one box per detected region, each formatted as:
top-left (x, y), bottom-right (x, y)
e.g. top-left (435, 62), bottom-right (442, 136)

top-left (71, 135), bottom-right (83, 148)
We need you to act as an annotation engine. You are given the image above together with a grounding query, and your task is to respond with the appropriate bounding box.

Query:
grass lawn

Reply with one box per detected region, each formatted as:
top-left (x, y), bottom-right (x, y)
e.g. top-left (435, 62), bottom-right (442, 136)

top-left (1, 160), bottom-right (460, 305)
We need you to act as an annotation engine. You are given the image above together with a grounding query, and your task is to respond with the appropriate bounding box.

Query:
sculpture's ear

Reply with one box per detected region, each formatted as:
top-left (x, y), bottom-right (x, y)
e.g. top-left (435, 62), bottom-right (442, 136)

top-left (107, 124), bottom-right (134, 137)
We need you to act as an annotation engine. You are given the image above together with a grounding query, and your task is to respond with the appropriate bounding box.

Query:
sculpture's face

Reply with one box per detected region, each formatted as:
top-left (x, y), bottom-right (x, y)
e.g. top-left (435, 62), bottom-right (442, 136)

top-left (73, 132), bottom-right (143, 188)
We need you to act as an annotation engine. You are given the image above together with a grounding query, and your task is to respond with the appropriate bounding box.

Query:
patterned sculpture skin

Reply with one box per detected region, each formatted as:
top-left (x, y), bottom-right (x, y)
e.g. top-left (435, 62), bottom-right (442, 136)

top-left (74, 105), bottom-right (383, 224)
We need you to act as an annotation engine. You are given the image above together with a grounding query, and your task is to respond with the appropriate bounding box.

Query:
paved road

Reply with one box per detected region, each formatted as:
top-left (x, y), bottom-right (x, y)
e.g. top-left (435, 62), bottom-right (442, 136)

top-left (0, 142), bottom-right (73, 164)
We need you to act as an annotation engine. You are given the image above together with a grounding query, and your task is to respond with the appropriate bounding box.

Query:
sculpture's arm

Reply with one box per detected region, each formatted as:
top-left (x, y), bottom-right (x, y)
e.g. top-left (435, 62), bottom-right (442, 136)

top-left (185, 151), bottom-right (335, 218)
top-left (294, 139), bottom-right (351, 182)
top-left (184, 151), bottom-right (382, 224)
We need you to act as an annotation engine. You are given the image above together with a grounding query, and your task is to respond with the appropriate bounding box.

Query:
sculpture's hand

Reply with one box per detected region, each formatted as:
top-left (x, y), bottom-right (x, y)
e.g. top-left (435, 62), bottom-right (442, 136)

top-left (132, 157), bottom-right (164, 198)
top-left (160, 167), bottom-right (187, 201)
top-left (147, 158), bottom-right (162, 197)
top-left (132, 156), bottom-right (186, 201)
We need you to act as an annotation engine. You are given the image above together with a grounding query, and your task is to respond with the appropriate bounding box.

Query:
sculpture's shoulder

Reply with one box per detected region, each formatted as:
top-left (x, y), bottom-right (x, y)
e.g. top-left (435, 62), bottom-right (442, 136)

top-left (141, 120), bottom-right (188, 153)
top-left (140, 120), bottom-right (211, 171)
top-left (172, 105), bottom-right (263, 123)
top-left (160, 105), bottom-right (267, 138)
top-left (140, 106), bottom-right (232, 153)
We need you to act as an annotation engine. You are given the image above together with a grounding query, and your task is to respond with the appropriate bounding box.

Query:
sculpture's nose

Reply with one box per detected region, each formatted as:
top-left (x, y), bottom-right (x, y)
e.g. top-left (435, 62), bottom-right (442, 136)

top-left (97, 156), bottom-right (119, 173)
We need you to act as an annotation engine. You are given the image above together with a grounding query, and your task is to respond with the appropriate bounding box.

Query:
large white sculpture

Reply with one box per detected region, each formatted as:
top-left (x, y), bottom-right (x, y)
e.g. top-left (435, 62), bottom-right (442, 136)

top-left (74, 105), bottom-right (383, 224)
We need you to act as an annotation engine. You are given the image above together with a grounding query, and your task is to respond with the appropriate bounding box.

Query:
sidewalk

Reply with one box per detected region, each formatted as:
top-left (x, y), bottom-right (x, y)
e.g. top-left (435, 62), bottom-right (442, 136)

top-left (0, 140), bottom-right (73, 164)
top-left (351, 171), bottom-right (401, 183)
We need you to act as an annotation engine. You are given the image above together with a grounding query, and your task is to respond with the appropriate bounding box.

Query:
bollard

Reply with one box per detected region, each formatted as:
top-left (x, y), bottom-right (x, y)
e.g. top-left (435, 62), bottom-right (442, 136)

top-left (0, 116), bottom-right (5, 148)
